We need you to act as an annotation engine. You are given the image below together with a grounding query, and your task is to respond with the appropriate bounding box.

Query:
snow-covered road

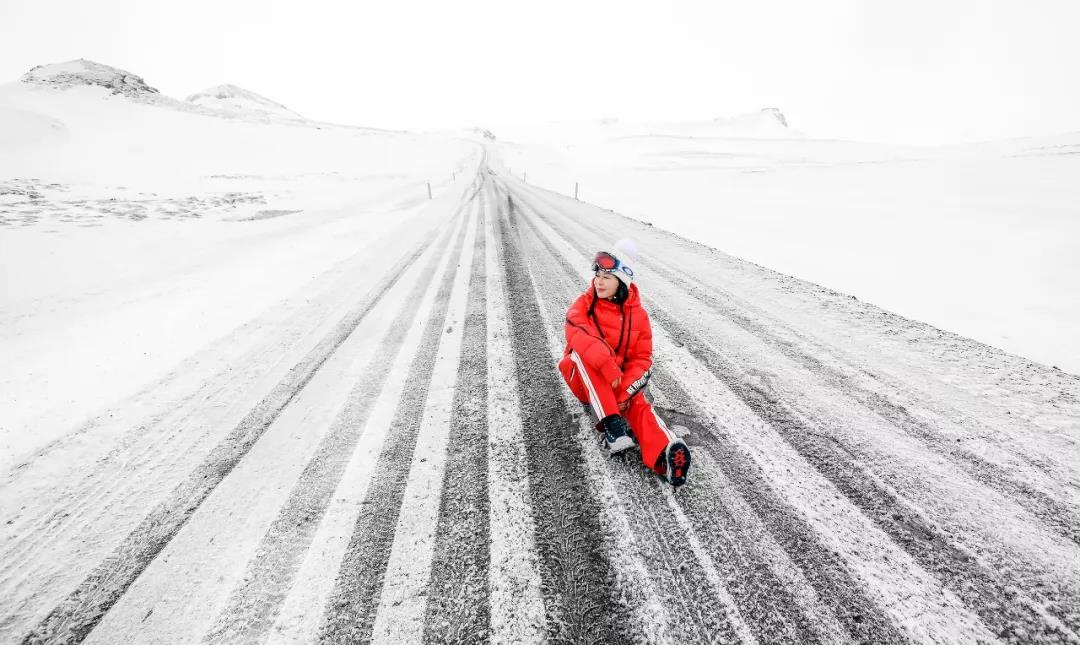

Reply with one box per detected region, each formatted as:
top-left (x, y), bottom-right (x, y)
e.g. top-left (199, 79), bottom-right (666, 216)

top-left (3, 154), bottom-right (1079, 644)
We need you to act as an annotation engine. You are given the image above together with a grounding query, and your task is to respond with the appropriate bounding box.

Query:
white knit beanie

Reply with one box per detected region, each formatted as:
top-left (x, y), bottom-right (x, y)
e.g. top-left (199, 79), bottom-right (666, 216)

top-left (611, 239), bottom-right (638, 286)
top-left (611, 261), bottom-right (634, 286)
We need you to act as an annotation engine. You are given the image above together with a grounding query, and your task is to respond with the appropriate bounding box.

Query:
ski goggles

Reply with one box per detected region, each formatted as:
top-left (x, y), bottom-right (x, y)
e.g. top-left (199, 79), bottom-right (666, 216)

top-left (592, 251), bottom-right (633, 278)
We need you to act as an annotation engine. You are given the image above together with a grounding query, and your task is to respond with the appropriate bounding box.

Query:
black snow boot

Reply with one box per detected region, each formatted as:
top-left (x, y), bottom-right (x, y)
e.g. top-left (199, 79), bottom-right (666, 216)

top-left (599, 414), bottom-right (635, 455)
top-left (659, 439), bottom-right (691, 488)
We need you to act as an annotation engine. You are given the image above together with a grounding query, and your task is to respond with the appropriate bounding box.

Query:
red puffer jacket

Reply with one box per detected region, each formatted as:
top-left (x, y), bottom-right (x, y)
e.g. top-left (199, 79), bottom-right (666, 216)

top-left (560, 283), bottom-right (653, 403)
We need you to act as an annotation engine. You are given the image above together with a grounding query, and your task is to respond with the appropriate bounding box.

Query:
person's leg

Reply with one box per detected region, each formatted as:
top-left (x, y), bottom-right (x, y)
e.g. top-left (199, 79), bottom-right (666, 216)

top-left (561, 351), bottom-right (634, 453)
top-left (563, 350), bottom-right (620, 421)
top-left (625, 395), bottom-right (679, 472)
top-left (625, 394), bottom-right (690, 485)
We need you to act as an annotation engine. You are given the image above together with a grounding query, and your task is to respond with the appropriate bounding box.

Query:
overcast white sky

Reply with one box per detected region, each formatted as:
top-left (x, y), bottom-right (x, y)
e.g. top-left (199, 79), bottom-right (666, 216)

top-left (2, 0), bottom-right (1078, 143)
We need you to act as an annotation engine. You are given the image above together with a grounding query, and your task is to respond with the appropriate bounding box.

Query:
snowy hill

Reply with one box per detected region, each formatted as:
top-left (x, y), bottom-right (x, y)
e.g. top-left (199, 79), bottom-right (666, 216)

top-left (0, 58), bottom-right (430, 188)
top-left (21, 59), bottom-right (160, 97)
top-left (18, 59), bottom-right (314, 126)
top-left (186, 84), bottom-right (306, 120)
top-left (644, 108), bottom-right (798, 139)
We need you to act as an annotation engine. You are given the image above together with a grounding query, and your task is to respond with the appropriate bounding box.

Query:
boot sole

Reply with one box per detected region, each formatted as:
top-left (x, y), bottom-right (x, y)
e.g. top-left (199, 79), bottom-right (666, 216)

top-left (666, 442), bottom-right (691, 487)
top-left (607, 435), bottom-right (635, 455)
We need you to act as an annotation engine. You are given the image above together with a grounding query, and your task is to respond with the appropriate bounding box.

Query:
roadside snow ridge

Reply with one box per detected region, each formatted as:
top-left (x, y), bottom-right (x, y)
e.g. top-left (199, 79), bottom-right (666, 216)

top-left (186, 84), bottom-right (305, 120)
top-left (21, 59), bottom-right (159, 97)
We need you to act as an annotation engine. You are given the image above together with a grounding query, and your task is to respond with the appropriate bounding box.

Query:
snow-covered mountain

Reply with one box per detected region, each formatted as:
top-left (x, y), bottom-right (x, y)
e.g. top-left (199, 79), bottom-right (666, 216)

top-left (490, 108), bottom-right (800, 147)
top-left (21, 59), bottom-right (160, 97)
top-left (648, 108), bottom-right (797, 139)
top-left (186, 84), bottom-right (306, 120)
top-left (0, 58), bottom-right (425, 189)
top-left (17, 59), bottom-right (311, 125)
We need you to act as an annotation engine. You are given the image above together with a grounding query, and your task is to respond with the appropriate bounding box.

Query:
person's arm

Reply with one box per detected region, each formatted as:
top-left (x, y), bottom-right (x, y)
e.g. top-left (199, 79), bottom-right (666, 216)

top-left (617, 310), bottom-right (653, 403)
top-left (564, 294), bottom-right (622, 383)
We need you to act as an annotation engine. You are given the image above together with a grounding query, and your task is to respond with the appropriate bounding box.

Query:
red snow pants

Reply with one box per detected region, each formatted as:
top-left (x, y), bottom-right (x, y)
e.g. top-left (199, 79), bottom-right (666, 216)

top-left (560, 350), bottom-right (677, 473)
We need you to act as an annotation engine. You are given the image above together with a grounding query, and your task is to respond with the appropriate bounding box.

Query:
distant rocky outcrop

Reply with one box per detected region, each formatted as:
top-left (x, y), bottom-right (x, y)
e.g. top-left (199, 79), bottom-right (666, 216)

top-left (635, 108), bottom-right (798, 140)
top-left (185, 84), bottom-right (305, 120)
top-left (470, 127), bottom-right (497, 141)
top-left (21, 59), bottom-right (160, 97)
top-left (759, 107), bottom-right (788, 128)
top-left (713, 108), bottom-right (789, 132)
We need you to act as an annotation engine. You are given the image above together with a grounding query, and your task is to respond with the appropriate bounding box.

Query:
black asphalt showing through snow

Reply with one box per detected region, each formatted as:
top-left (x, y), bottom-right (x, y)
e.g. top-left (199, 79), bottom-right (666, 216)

top-left (21, 228), bottom-right (443, 645)
top-left (504, 184), bottom-right (899, 644)
top-left (201, 211), bottom-right (463, 644)
top-left (512, 183), bottom-right (1077, 642)
top-left (317, 201), bottom-right (472, 644)
top-left (422, 194), bottom-right (491, 644)
top-left (492, 183), bottom-right (635, 645)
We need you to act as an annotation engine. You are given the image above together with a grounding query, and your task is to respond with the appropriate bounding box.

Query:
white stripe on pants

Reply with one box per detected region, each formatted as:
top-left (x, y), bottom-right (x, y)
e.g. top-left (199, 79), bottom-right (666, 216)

top-left (569, 350), bottom-right (606, 421)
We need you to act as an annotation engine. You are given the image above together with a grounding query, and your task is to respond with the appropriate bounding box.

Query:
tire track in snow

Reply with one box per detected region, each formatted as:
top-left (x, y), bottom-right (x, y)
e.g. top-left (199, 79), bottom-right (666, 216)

top-left (490, 181), bottom-right (636, 645)
top-left (481, 177), bottom-right (547, 644)
top-left (366, 193), bottom-right (480, 643)
top-left (261, 202), bottom-right (472, 643)
top-left (200, 200), bottom-right (465, 643)
top-left (421, 197), bottom-right (491, 643)
top-left (507, 182), bottom-right (1075, 642)
top-left (522, 182), bottom-right (1080, 548)
top-left (21, 227), bottom-right (444, 645)
top-left (316, 201), bottom-right (472, 644)
top-left (504, 182), bottom-right (902, 645)
top-left (0, 216), bottom-right (435, 642)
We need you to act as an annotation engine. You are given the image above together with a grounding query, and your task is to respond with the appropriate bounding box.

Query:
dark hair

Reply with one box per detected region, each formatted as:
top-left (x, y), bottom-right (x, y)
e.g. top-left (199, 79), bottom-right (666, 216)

top-left (611, 280), bottom-right (629, 304)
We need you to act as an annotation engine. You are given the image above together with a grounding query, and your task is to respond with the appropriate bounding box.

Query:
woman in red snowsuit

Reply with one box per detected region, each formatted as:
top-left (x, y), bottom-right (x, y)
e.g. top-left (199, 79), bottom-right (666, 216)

top-left (558, 251), bottom-right (691, 487)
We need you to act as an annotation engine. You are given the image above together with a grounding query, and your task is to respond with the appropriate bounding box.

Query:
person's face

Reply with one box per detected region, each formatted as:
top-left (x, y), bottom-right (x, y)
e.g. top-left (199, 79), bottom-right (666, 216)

top-left (594, 271), bottom-right (620, 299)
